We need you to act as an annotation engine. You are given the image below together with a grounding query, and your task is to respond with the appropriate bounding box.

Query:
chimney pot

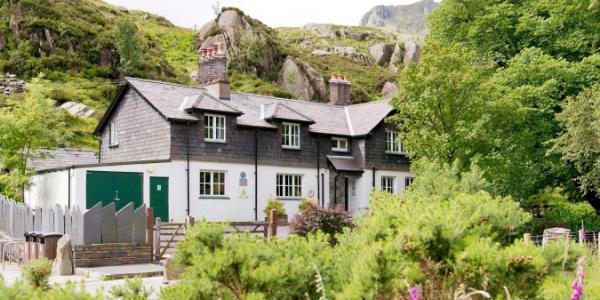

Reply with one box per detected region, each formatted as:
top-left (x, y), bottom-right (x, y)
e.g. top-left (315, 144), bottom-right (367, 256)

top-left (331, 73), bottom-right (338, 80)
top-left (329, 75), bottom-right (352, 106)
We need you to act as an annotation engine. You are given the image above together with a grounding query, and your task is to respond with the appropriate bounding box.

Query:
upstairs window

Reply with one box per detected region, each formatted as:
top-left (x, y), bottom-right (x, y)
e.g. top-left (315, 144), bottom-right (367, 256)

top-left (109, 122), bottom-right (119, 146)
top-left (331, 137), bottom-right (348, 152)
top-left (199, 171), bottom-right (225, 196)
top-left (276, 174), bottom-right (302, 198)
top-left (381, 176), bottom-right (395, 193)
top-left (204, 114), bottom-right (226, 142)
top-left (386, 131), bottom-right (406, 154)
top-left (282, 123), bottom-right (300, 149)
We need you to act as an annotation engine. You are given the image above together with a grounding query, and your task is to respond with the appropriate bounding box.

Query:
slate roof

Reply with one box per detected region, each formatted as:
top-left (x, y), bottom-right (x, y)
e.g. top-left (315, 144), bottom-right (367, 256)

top-left (30, 149), bottom-right (98, 172)
top-left (327, 155), bottom-right (364, 173)
top-left (97, 77), bottom-right (394, 137)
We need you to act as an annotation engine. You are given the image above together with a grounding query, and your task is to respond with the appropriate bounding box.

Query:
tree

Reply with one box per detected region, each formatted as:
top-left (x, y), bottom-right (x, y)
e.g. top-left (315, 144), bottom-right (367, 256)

top-left (0, 76), bottom-right (67, 200)
top-left (114, 17), bottom-right (144, 75)
top-left (553, 84), bottom-right (600, 212)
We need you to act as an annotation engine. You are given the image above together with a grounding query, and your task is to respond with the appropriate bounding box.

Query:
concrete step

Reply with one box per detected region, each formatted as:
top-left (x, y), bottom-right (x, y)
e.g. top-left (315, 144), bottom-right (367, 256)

top-left (75, 263), bottom-right (164, 280)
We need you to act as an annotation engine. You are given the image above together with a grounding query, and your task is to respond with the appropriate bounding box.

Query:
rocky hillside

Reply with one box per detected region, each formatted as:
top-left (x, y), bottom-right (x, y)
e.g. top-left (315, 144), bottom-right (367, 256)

top-left (198, 8), bottom-right (422, 103)
top-left (360, 0), bottom-right (438, 41)
top-left (1, 2), bottom-right (425, 149)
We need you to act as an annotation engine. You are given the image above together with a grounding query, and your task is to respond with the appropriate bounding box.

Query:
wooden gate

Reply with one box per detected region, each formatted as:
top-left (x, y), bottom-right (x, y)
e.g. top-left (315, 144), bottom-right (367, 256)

top-left (154, 218), bottom-right (192, 261)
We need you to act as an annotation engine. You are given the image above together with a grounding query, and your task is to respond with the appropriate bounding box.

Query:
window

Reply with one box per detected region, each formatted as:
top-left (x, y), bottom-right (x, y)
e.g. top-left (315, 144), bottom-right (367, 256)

top-left (331, 137), bottom-right (348, 152)
top-left (405, 177), bottom-right (414, 188)
top-left (204, 114), bottom-right (226, 142)
top-left (381, 176), bottom-right (395, 193)
top-left (109, 122), bottom-right (119, 146)
top-left (276, 174), bottom-right (302, 198)
top-left (281, 123), bottom-right (300, 149)
top-left (386, 131), bottom-right (406, 154)
top-left (199, 171), bottom-right (225, 196)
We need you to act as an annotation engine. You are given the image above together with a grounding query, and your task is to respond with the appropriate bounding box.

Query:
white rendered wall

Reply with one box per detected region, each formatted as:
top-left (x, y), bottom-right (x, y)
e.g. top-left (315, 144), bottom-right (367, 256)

top-left (348, 169), bottom-right (412, 214)
top-left (25, 170), bottom-right (70, 209)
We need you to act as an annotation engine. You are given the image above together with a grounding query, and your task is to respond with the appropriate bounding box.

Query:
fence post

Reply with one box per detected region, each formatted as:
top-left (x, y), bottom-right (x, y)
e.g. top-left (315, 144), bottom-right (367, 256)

top-left (146, 207), bottom-right (154, 260)
top-left (154, 217), bottom-right (161, 261)
top-left (523, 233), bottom-right (531, 244)
top-left (578, 229), bottom-right (585, 246)
top-left (268, 209), bottom-right (277, 238)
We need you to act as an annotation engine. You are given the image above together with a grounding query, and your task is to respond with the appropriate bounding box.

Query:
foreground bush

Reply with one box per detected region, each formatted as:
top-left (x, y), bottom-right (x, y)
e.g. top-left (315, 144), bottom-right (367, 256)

top-left (165, 160), bottom-right (588, 299)
top-left (22, 258), bottom-right (52, 289)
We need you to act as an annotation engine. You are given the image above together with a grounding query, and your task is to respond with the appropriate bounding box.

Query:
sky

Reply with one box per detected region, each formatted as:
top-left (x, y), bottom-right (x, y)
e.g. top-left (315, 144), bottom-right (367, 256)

top-left (104, 0), bottom-right (425, 29)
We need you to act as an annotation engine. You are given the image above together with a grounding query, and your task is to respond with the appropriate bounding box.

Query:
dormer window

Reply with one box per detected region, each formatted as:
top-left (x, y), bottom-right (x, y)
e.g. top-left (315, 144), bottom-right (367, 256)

top-left (331, 137), bottom-right (348, 152)
top-left (204, 114), bottom-right (226, 142)
top-left (109, 122), bottom-right (119, 147)
top-left (282, 122), bottom-right (300, 149)
top-left (386, 131), bottom-right (407, 154)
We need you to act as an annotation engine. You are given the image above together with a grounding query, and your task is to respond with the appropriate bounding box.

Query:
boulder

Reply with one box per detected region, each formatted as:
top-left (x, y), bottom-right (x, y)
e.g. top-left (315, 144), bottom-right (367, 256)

top-left (197, 20), bottom-right (217, 41)
top-left (389, 43), bottom-right (404, 73)
top-left (381, 82), bottom-right (399, 98)
top-left (59, 102), bottom-right (95, 118)
top-left (333, 46), bottom-right (356, 56)
top-left (277, 57), bottom-right (313, 101)
top-left (542, 227), bottom-right (571, 245)
top-left (369, 43), bottom-right (394, 66)
top-left (100, 48), bottom-right (113, 67)
top-left (311, 49), bottom-right (330, 56)
top-left (295, 58), bottom-right (327, 101)
top-left (403, 40), bottom-right (420, 65)
top-left (304, 23), bottom-right (336, 37)
top-left (9, 15), bottom-right (19, 37)
top-left (52, 234), bottom-right (73, 276)
top-left (0, 73), bottom-right (26, 96)
top-left (44, 28), bottom-right (55, 55)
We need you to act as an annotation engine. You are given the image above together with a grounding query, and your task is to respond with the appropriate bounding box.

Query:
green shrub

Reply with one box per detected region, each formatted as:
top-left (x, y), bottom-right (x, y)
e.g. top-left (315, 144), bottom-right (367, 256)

top-left (21, 259), bottom-right (52, 289)
top-left (110, 277), bottom-right (153, 300)
top-left (262, 198), bottom-right (286, 217)
top-left (540, 239), bottom-right (587, 274)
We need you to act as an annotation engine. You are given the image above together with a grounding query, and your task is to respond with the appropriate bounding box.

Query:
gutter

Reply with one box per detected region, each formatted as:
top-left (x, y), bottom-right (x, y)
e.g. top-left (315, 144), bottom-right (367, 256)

top-left (372, 166), bottom-right (376, 188)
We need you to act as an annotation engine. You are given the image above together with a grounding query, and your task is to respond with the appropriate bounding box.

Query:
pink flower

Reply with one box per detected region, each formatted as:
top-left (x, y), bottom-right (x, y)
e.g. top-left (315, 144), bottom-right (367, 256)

top-left (570, 264), bottom-right (585, 300)
top-left (409, 285), bottom-right (420, 300)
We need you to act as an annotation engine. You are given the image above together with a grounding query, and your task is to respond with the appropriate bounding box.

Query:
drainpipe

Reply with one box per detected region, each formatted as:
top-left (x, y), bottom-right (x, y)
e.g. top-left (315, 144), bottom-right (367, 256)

top-left (67, 168), bottom-right (71, 209)
top-left (316, 134), bottom-right (321, 205)
top-left (254, 129), bottom-right (258, 221)
top-left (321, 173), bottom-right (325, 207)
top-left (372, 166), bottom-right (376, 188)
top-left (186, 122), bottom-right (191, 216)
top-left (334, 174), bottom-right (339, 206)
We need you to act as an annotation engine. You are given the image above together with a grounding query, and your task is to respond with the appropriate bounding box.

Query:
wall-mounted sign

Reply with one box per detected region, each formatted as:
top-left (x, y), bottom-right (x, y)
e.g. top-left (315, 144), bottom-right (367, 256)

top-left (239, 171), bottom-right (248, 186)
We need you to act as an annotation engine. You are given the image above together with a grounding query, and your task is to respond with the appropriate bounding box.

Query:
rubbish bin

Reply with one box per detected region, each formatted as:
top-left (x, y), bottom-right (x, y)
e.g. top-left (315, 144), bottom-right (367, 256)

top-left (36, 233), bottom-right (63, 260)
top-left (23, 231), bottom-right (39, 263)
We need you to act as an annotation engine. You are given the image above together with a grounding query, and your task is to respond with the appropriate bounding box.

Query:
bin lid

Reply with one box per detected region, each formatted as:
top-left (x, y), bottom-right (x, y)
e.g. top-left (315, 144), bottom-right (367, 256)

top-left (36, 232), bottom-right (63, 238)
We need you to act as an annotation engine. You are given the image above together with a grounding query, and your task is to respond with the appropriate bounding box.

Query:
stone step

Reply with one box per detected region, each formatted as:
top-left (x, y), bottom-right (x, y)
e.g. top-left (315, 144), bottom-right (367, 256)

top-left (74, 263), bottom-right (164, 280)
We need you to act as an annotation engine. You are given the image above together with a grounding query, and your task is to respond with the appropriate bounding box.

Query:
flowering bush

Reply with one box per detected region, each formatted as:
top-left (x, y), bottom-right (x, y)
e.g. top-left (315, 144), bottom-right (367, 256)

top-left (289, 200), bottom-right (353, 243)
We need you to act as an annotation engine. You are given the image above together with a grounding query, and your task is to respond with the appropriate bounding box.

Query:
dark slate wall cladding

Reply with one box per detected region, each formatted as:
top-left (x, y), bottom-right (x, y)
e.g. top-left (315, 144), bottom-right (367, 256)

top-left (364, 122), bottom-right (410, 171)
top-left (170, 112), bottom-right (353, 168)
top-left (100, 88), bottom-right (171, 163)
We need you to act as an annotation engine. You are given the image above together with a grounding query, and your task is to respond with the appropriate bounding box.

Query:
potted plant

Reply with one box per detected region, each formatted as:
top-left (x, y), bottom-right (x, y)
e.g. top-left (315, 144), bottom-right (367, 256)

top-left (263, 198), bottom-right (288, 225)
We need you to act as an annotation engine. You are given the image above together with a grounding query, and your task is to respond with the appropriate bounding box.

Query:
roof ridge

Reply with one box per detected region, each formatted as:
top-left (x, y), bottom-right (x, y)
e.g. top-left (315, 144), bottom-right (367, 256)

top-left (125, 77), bottom-right (203, 90)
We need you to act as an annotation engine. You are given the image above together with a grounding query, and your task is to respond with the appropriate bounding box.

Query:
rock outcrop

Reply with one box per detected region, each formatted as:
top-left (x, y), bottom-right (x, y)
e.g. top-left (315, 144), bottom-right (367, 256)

top-left (403, 40), bottom-right (420, 65)
top-left (369, 43), bottom-right (394, 66)
top-left (381, 82), bottom-right (399, 98)
top-left (360, 0), bottom-right (438, 39)
top-left (277, 56), bottom-right (326, 101)
top-left (0, 74), bottom-right (26, 96)
top-left (389, 43), bottom-right (404, 73)
top-left (52, 235), bottom-right (73, 276)
top-left (58, 102), bottom-right (96, 118)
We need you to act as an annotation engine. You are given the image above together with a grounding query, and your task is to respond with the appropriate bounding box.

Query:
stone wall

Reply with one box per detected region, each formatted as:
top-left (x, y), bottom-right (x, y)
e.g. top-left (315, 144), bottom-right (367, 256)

top-left (73, 243), bottom-right (151, 267)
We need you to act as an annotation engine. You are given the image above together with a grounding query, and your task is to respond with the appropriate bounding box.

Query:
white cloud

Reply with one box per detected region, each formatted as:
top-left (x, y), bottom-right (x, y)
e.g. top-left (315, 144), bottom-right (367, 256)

top-left (103, 0), bottom-right (424, 28)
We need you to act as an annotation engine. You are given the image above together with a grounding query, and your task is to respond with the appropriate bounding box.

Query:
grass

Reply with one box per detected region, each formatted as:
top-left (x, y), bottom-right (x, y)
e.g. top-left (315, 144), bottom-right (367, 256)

top-left (541, 254), bottom-right (600, 299)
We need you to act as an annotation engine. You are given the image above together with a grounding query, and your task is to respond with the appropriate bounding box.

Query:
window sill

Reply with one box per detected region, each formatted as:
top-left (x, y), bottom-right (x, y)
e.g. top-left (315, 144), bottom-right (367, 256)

top-left (205, 139), bottom-right (226, 144)
top-left (108, 144), bottom-right (119, 149)
top-left (276, 197), bottom-right (302, 201)
top-left (199, 195), bottom-right (229, 200)
top-left (385, 151), bottom-right (408, 156)
top-left (332, 149), bottom-right (349, 153)
top-left (282, 146), bottom-right (301, 150)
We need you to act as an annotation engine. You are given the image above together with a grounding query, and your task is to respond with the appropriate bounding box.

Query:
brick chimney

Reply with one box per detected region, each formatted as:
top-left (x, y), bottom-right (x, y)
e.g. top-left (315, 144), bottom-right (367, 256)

top-left (198, 42), bottom-right (230, 100)
top-left (329, 73), bottom-right (351, 106)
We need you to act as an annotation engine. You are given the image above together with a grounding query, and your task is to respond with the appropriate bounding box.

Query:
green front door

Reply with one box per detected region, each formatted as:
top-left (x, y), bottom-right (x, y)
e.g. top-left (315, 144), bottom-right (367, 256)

top-left (150, 177), bottom-right (169, 222)
top-left (86, 171), bottom-right (143, 210)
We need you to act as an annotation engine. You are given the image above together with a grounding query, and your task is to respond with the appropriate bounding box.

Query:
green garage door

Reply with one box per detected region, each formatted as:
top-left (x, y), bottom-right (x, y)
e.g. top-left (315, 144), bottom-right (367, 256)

top-left (86, 171), bottom-right (143, 210)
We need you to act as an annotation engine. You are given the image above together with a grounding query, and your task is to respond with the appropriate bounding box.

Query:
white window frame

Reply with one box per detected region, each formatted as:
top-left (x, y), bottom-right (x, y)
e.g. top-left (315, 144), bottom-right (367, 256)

top-left (331, 137), bottom-right (349, 152)
top-left (405, 177), bottom-right (414, 188)
top-left (199, 170), bottom-right (226, 197)
top-left (386, 131), bottom-right (407, 154)
top-left (276, 174), bottom-right (302, 198)
top-left (109, 122), bottom-right (119, 147)
top-left (281, 122), bottom-right (300, 149)
top-left (204, 114), bottom-right (226, 143)
top-left (381, 176), bottom-right (395, 193)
